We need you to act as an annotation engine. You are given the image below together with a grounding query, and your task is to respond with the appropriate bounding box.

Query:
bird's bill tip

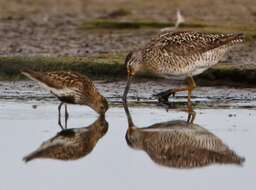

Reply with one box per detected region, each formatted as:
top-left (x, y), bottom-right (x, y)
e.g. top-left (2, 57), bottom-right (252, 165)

top-left (22, 156), bottom-right (31, 163)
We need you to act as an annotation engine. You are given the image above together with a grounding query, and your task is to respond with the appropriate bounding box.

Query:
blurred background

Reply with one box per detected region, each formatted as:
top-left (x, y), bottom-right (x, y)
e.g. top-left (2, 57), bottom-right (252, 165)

top-left (0, 0), bottom-right (255, 57)
top-left (1, 3), bottom-right (256, 190)
top-left (0, 0), bottom-right (255, 82)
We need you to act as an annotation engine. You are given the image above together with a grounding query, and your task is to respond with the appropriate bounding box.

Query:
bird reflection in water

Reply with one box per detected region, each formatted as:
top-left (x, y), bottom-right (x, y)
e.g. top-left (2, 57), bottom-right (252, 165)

top-left (23, 115), bottom-right (108, 162)
top-left (123, 103), bottom-right (245, 168)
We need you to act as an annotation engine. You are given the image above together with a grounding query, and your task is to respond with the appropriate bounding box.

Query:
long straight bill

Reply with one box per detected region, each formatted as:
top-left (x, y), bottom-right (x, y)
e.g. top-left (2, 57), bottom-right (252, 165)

top-left (122, 76), bottom-right (134, 127)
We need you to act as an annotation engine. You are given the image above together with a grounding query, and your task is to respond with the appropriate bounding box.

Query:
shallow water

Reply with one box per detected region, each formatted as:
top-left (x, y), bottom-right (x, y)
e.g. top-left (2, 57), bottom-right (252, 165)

top-left (0, 100), bottom-right (255, 190)
top-left (1, 81), bottom-right (256, 108)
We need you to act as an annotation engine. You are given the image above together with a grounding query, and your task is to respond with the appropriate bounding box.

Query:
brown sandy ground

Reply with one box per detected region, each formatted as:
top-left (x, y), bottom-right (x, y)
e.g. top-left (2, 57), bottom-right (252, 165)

top-left (0, 0), bottom-right (256, 84)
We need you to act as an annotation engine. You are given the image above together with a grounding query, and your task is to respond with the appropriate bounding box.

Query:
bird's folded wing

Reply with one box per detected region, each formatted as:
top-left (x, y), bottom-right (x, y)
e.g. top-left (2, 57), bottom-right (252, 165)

top-left (149, 31), bottom-right (245, 56)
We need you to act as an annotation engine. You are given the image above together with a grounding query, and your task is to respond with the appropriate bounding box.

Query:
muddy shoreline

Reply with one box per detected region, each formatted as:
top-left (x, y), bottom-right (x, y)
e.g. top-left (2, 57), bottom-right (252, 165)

top-left (1, 53), bottom-right (256, 87)
top-left (1, 80), bottom-right (256, 109)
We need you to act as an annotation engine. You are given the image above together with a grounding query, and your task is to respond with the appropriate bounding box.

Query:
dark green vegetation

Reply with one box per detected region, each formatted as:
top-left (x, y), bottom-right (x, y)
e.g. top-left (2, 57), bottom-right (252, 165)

top-left (0, 56), bottom-right (126, 80)
top-left (1, 56), bottom-right (256, 87)
top-left (81, 20), bottom-right (205, 30)
top-left (81, 20), bottom-right (256, 40)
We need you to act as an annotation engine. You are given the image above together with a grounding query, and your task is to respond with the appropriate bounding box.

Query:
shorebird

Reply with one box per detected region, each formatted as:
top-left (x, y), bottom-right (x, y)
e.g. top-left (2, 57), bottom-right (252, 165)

top-left (175, 9), bottom-right (185, 28)
top-left (122, 31), bottom-right (245, 123)
top-left (160, 9), bottom-right (185, 32)
top-left (23, 115), bottom-right (108, 162)
top-left (21, 69), bottom-right (108, 129)
top-left (124, 105), bottom-right (245, 168)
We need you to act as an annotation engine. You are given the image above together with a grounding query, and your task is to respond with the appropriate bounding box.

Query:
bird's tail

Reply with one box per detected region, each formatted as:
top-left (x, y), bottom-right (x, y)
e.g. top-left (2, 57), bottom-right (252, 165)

top-left (233, 154), bottom-right (246, 166)
top-left (224, 151), bottom-right (245, 166)
top-left (20, 68), bottom-right (44, 82)
top-left (228, 33), bottom-right (246, 44)
top-left (23, 149), bottom-right (44, 163)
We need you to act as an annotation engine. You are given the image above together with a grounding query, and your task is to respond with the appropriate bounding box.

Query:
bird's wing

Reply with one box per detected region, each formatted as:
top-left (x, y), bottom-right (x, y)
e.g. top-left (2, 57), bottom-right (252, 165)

top-left (148, 31), bottom-right (245, 56)
top-left (143, 126), bottom-right (229, 153)
top-left (44, 71), bottom-right (97, 100)
top-left (45, 72), bottom-right (87, 89)
top-left (40, 129), bottom-right (78, 148)
top-left (143, 120), bottom-right (188, 129)
top-left (141, 125), bottom-right (244, 167)
top-left (23, 130), bottom-right (79, 162)
top-left (23, 128), bottom-right (95, 162)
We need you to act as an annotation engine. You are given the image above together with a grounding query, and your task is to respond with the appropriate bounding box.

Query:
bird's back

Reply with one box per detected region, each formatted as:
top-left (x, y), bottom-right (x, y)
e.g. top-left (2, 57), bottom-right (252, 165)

top-left (128, 121), bottom-right (244, 168)
top-left (21, 69), bottom-right (97, 104)
top-left (23, 118), bottom-right (108, 162)
top-left (142, 31), bottom-right (245, 78)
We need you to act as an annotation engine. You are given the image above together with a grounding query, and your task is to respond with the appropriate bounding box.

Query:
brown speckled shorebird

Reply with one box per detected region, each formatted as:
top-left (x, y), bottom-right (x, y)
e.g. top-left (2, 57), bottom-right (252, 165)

top-left (21, 69), bottom-right (108, 129)
top-left (23, 115), bottom-right (108, 162)
top-left (123, 31), bottom-right (245, 123)
top-left (124, 105), bottom-right (245, 168)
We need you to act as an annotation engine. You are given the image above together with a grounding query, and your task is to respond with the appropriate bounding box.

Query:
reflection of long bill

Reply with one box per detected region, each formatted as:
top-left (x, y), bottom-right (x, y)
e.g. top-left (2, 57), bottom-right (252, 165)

top-left (122, 71), bottom-right (196, 124)
top-left (122, 75), bottom-right (134, 127)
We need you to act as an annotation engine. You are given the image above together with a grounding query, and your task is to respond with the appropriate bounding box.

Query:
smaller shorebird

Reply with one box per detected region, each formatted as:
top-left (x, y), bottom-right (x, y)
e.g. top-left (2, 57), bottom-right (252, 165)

top-left (124, 105), bottom-right (245, 168)
top-left (175, 9), bottom-right (185, 28)
top-left (160, 9), bottom-right (185, 32)
top-left (21, 69), bottom-right (108, 129)
top-left (123, 31), bottom-right (245, 123)
top-left (23, 115), bottom-right (108, 162)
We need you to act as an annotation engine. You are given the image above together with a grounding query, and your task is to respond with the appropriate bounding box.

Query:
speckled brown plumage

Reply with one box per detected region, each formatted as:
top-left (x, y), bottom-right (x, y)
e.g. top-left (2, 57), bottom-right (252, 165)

top-left (21, 69), bottom-right (108, 129)
top-left (127, 31), bottom-right (245, 77)
top-left (23, 116), bottom-right (108, 162)
top-left (126, 120), bottom-right (245, 168)
top-left (123, 31), bottom-right (245, 123)
top-left (22, 70), bottom-right (106, 106)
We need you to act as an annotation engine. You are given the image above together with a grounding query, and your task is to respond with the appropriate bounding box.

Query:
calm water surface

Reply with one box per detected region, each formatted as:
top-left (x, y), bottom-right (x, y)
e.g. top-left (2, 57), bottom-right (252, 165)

top-left (0, 101), bottom-right (255, 190)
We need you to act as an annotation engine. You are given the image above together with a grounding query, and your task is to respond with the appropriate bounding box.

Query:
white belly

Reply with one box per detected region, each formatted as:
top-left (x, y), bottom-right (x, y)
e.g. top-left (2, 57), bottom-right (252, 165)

top-left (191, 66), bottom-right (209, 76)
top-left (190, 46), bottom-right (228, 76)
top-left (157, 45), bottom-right (230, 79)
top-left (162, 73), bottom-right (188, 80)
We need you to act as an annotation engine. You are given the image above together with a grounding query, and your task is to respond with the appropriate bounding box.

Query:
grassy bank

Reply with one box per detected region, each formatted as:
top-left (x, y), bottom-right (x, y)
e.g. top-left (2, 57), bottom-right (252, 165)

top-left (0, 55), bottom-right (126, 80)
top-left (81, 20), bottom-right (256, 41)
top-left (1, 55), bottom-right (256, 87)
top-left (81, 20), bottom-right (205, 30)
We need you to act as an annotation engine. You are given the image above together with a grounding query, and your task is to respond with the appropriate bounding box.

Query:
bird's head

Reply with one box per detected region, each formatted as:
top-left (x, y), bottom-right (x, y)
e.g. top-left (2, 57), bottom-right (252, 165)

top-left (124, 50), bottom-right (143, 77)
top-left (94, 94), bottom-right (109, 115)
top-left (125, 127), bottom-right (143, 149)
top-left (94, 114), bottom-right (109, 136)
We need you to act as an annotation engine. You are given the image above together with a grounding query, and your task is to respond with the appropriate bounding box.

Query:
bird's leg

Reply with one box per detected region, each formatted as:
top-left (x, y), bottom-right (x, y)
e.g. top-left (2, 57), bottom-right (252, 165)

top-left (186, 90), bottom-right (196, 124)
top-left (181, 107), bottom-right (196, 125)
top-left (154, 79), bottom-right (196, 105)
top-left (58, 102), bottom-right (64, 130)
top-left (155, 76), bottom-right (197, 122)
top-left (64, 104), bottom-right (69, 129)
top-left (186, 76), bottom-right (196, 123)
top-left (154, 86), bottom-right (190, 110)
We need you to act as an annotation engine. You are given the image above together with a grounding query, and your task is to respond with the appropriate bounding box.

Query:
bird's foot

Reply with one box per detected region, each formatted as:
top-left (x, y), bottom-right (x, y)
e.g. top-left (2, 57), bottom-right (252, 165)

top-left (159, 102), bottom-right (176, 112)
top-left (186, 109), bottom-right (196, 124)
top-left (153, 90), bottom-right (176, 102)
top-left (153, 90), bottom-right (176, 111)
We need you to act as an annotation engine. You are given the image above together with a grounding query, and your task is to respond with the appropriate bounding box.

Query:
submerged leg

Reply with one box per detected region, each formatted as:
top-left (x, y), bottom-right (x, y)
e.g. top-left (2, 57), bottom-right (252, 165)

top-left (58, 102), bottom-right (64, 130)
top-left (186, 76), bottom-right (196, 123)
top-left (155, 76), bottom-right (197, 123)
top-left (64, 104), bottom-right (69, 129)
top-left (155, 77), bottom-right (197, 106)
top-left (186, 86), bottom-right (196, 123)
